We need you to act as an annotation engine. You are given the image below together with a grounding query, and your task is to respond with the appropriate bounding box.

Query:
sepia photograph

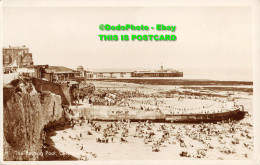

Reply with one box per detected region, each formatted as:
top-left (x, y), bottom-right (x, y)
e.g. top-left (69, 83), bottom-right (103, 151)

top-left (0, 0), bottom-right (260, 164)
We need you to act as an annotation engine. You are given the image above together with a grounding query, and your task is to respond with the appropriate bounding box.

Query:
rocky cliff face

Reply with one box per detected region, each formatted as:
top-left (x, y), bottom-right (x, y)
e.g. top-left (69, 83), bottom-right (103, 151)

top-left (3, 78), bottom-right (65, 161)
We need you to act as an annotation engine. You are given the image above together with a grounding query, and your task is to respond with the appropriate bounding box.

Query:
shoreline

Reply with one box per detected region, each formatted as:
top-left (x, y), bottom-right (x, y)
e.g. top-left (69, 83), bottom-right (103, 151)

top-left (40, 122), bottom-right (78, 161)
top-left (87, 79), bottom-right (253, 86)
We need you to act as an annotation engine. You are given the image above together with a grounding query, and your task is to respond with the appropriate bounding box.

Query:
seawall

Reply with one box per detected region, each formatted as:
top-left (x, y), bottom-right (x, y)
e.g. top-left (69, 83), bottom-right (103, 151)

top-left (71, 105), bottom-right (245, 123)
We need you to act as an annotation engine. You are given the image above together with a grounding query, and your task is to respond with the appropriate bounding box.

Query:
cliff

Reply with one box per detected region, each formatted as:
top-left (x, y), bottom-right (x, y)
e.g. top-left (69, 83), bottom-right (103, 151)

top-left (3, 78), bottom-right (66, 161)
top-left (32, 78), bottom-right (71, 105)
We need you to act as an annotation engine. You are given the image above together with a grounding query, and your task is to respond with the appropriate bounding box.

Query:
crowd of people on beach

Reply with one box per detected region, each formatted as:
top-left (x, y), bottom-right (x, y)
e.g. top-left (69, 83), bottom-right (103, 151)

top-left (92, 90), bottom-right (239, 115)
top-left (55, 117), bottom-right (253, 160)
top-left (68, 85), bottom-right (240, 116)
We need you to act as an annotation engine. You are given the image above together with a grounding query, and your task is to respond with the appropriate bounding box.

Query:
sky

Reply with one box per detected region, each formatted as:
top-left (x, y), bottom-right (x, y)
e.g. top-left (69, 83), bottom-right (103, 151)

top-left (2, 6), bottom-right (253, 81)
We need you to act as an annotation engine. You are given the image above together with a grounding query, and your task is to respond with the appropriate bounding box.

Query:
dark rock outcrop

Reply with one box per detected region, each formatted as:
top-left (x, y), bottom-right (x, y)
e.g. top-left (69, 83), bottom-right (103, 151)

top-left (3, 78), bottom-right (65, 161)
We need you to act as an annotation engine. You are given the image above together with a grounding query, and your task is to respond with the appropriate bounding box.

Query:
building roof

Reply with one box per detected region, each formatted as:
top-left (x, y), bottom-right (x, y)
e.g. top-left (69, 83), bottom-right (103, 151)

top-left (3, 46), bottom-right (29, 50)
top-left (77, 65), bottom-right (84, 69)
top-left (48, 66), bottom-right (77, 73)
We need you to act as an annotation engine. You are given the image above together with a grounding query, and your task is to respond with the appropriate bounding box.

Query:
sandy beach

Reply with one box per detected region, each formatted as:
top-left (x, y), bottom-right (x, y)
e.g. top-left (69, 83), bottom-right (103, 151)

top-left (45, 81), bottom-right (253, 160)
top-left (50, 114), bottom-right (253, 160)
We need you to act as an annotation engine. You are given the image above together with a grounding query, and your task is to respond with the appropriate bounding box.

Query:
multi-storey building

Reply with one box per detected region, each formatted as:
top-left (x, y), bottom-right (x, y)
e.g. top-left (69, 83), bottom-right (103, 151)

top-left (3, 45), bottom-right (33, 72)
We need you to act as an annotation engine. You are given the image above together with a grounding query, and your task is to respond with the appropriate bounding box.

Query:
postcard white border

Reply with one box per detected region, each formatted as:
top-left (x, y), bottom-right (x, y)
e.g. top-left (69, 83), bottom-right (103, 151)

top-left (0, 0), bottom-right (259, 165)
